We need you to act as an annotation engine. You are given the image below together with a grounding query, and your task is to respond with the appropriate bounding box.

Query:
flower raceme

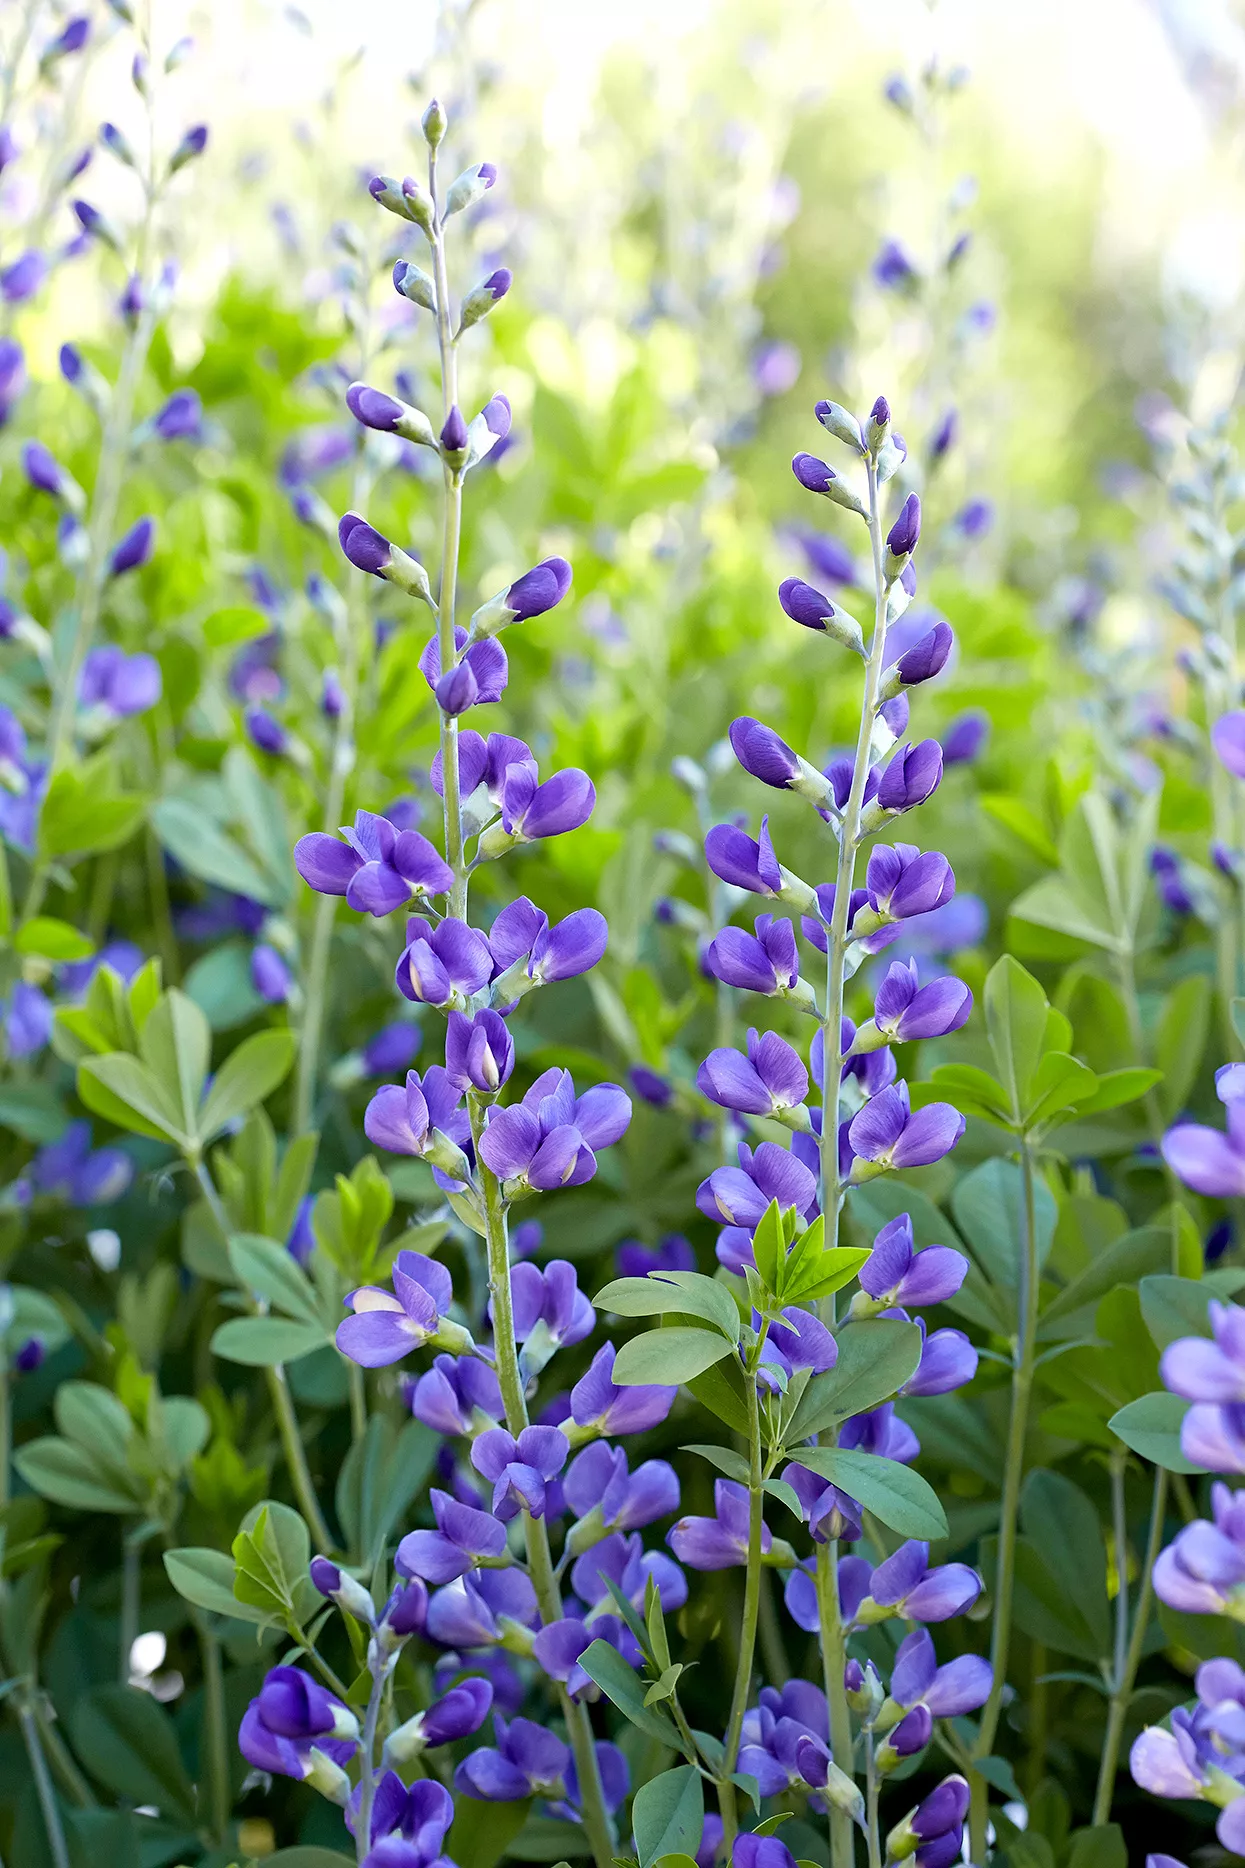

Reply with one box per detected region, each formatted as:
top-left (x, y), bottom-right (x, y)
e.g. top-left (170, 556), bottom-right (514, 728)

top-left (238, 1666), bottom-right (358, 1799)
top-left (295, 809), bottom-right (453, 916)
top-left (477, 1067), bottom-right (632, 1193)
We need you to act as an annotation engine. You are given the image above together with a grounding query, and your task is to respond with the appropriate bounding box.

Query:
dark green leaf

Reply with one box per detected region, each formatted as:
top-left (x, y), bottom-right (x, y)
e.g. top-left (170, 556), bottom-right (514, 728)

top-left (681, 1444), bottom-right (750, 1483)
top-left (447, 1797), bottom-right (533, 1868)
top-left (788, 1447), bottom-right (947, 1538)
top-left (784, 1318), bottom-right (922, 1444)
top-left (577, 1640), bottom-right (682, 1746)
top-left (69, 1685), bottom-right (196, 1823)
top-left (199, 1029), bottom-right (296, 1139)
top-left (633, 1768), bottom-right (703, 1868)
top-left (594, 1273), bottom-right (739, 1340)
top-left (1109, 1393), bottom-right (1204, 1473)
top-left (1140, 1274), bottom-right (1213, 1351)
top-left (228, 1232), bottom-right (320, 1324)
top-left (612, 1326), bottom-right (736, 1387)
top-left (162, 1546), bottom-right (269, 1623)
top-left (210, 1315), bottom-right (328, 1365)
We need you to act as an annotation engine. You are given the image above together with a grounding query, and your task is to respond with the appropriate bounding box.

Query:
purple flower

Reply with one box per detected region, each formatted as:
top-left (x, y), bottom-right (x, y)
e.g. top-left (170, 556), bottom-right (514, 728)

top-left (943, 710), bottom-right (989, 765)
top-left (419, 626), bottom-right (508, 708)
top-left (864, 959), bottom-right (972, 1044)
top-left (30, 1119), bottom-right (132, 1206)
top-left (733, 1838), bottom-right (798, 1868)
top-left (109, 517), bottom-right (155, 577)
top-left (705, 915), bottom-right (804, 998)
top-left (471, 557), bottom-right (573, 635)
top-left (739, 1679), bottom-right (830, 1798)
top-left (571, 1529), bottom-right (687, 1617)
top-left (697, 1028), bottom-right (808, 1119)
top-left (840, 1401), bottom-right (919, 1464)
top-left (729, 716), bottom-right (803, 791)
top-left (44, 16), bottom-right (90, 60)
top-left (503, 1259), bottom-right (595, 1348)
top-left (697, 1138), bottom-right (817, 1229)
top-left (0, 250), bottom-right (46, 304)
top-left (668, 1478), bottom-right (772, 1570)
top-left (956, 498), bottom-right (994, 540)
top-left (346, 383), bottom-right (407, 432)
top-left (411, 1352), bottom-right (503, 1436)
top-left (781, 1464), bottom-right (862, 1543)
top-left (1153, 1482), bottom-right (1245, 1615)
top-left (345, 1772), bottom-right (456, 1859)
top-left (339, 510), bottom-right (393, 576)
top-left (238, 1666), bottom-right (357, 1788)
top-left (295, 809), bottom-right (453, 918)
top-left (336, 1250), bottom-right (470, 1368)
top-left (794, 532), bottom-right (857, 587)
top-left (424, 1567), bottom-right (539, 1649)
top-left (171, 124), bottom-right (209, 169)
top-left (363, 1065), bottom-right (468, 1163)
top-left (395, 915), bottom-right (494, 1008)
top-left (886, 493), bottom-right (922, 559)
top-left (497, 762), bottom-right (595, 842)
top-left (533, 1616), bottom-right (615, 1697)
top-left (6, 981), bottom-right (52, 1059)
top-left (287, 1197), bottom-right (315, 1267)
top-left (704, 818), bottom-right (791, 898)
top-left (629, 1065), bottom-right (673, 1106)
top-left (154, 388), bottom-right (202, 440)
top-left (442, 1008), bottom-right (514, 1095)
top-left (486, 895), bottom-right (609, 989)
top-left (245, 707), bottom-right (287, 756)
top-left (778, 576), bottom-right (842, 633)
top-left (251, 943), bottom-right (292, 1004)
top-left (569, 1342), bottom-right (677, 1438)
top-left (455, 1714), bottom-right (570, 1801)
top-left (80, 646), bottom-right (162, 717)
top-left (0, 337), bottom-right (26, 422)
top-left (396, 1487), bottom-right (507, 1584)
top-left (470, 1424), bottom-right (568, 1520)
top-left (873, 240), bottom-right (918, 289)
top-left (891, 622), bottom-right (951, 687)
top-left (1213, 712), bottom-right (1245, 780)
top-left (901, 1320), bottom-right (978, 1396)
top-left (875, 740), bottom-right (943, 815)
top-left (856, 1543), bottom-right (982, 1625)
top-left (853, 1213), bottom-right (967, 1313)
top-left (23, 441), bottom-right (70, 499)
top-left (864, 842), bottom-right (956, 926)
top-left (890, 1628), bottom-right (992, 1719)
top-left (363, 1023), bottom-right (420, 1076)
top-left (1131, 1664), bottom-right (1245, 1855)
top-left (847, 1081), bottom-right (965, 1178)
top-left (478, 1068), bottom-right (631, 1192)
top-left (761, 1306), bottom-right (839, 1385)
top-left (564, 1442), bottom-right (680, 1534)
top-left (1163, 1064), bottom-right (1245, 1198)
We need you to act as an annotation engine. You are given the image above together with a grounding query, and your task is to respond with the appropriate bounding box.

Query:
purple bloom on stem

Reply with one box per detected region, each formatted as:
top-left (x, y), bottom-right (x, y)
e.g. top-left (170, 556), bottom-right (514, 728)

top-left (424, 1568), bottom-right (539, 1649)
top-left (30, 1119), bottom-right (133, 1206)
top-left (338, 510), bottom-right (393, 577)
top-left (887, 493), bottom-right (922, 558)
top-left (1153, 1481), bottom-right (1245, 1614)
top-left (865, 842), bottom-right (956, 923)
top-left (901, 1320), bottom-right (978, 1396)
top-left (840, 1401), bottom-right (920, 1464)
top-left (877, 740), bottom-right (943, 814)
top-left (847, 1081), bottom-right (965, 1178)
top-left (363, 1064), bottom-right (466, 1160)
top-left (336, 1250), bottom-right (468, 1368)
top-left (154, 388), bottom-right (202, 440)
top-left (705, 818), bottom-right (785, 897)
top-left (486, 895), bottom-right (609, 988)
top-left (1213, 712), bottom-right (1245, 779)
top-left (478, 1068), bottom-right (631, 1192)
top-left (396, 1486), bottom-right (506, 1584)
top-left (1163, 1065), bottom-right (1245, 1198)
top-left (668, 1478), bottom-right (772, 1570)
top-left (444, 1008), bottom-right (514, 1093)
top-left (238, 1665), bottom-right (357, 1786)
top-left (455, 1714), bottom-right (570, 1801)
top-left (705, 915), bottom-right (802, 997)
top-left (891, 621), bottom-right (951, 687)
top-left (943, 710), bottom-right (989, 765)
top-left (795, 531), bottom-right (857, 587)
top-left (109, 516), bottom-right (155, 577)
top-left (729, 716), bottom-right (803, 790)
top-left (570, 1342), bottom-right (677, 1437)
top-left (503, 1259), bottom-right (595, 1347)
top-left (855, 1213), bottom-right (967, 1310)
top-left (857, 1542), bottom-right (982, 1625)
top-left (295, 809), bottom-right (453, 918)
top-left (867, 959), bottom-right (972, 1043)
top-left (564, 1441), bottom-right (680, 1532)
top-left (395, 914), bottom-right (494, 1008)
top-left (792, 453), bottom-right (841, 494)
top-left (470, 1424), bottom-right (569, 1520)
top-left (411, 1352), bottom-right (503, 1436)
top-left (697, 1138), bottom-right (818, 1228)
top-left (80, 646), bottom-right (162, 717)
top-left (251, 943), bottom-right (292, 1004)
top-left (419, 625), bottom-right (507, 706)
top-left (0, 250), bottom-right (46, 303)
top-left (571, 1528), bottom-right (687, 1616)
top-left (697, 1027), bottom-right (808, 1118)
top-left (23, 440), bottom-right (68, 498)
top-left (363, 1023), bottom-right (419, 1075)
top-left (778, 576), bottom-right (840, 632)
top-left (874, 240), bottom-right (918, 289)
top-left (782, 1463), bottom-right (862, 1543)
top-left (891, 1627), bottom-right (992, 1717)
top-left (346, 383), bottom-right (405, 432)
top-left (956, 497), bottom-right (994, 540)
top-left (471, 557), bottom-right (574, 634)
top-left (6, 981), bottom-right (52, 1058)
top-left (629, 1065), bottom-right (673, 1106)
top-left (245, 706), bottom-right (287, 756)
top-left (617, 1234), bottom-right (694, 1278)
top-left (499, 762), bottom-right (595, 841)
top-left (345, 1772), bottom-right (456, 1857)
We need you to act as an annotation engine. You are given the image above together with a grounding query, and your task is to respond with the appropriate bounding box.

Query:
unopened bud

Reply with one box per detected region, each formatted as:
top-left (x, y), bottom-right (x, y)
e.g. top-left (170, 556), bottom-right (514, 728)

top-left (393, 259), bottom-right (436, 311)
top-left (422, 97), bottom-right (447, 146)
top-left (458, 268), bottom-right (511, 333)
top-left (444, 161), bottom-right (496, 217)
top-left (814, 399), bottom-right (865, 452)
top-left (865, 394), bottom-right (891, 455)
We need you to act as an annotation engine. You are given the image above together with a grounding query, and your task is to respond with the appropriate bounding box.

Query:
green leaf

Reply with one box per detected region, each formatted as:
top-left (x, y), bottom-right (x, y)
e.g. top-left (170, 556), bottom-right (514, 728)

top-left (202, 603), bottom-right (271, 648)
top-left (12, 1438), bottom-right (141, 1514)
top-left (69, 1684), bottom-right (196, 1822)
top-left (1009, 876), bottom-right (1116, 952)
top-left (1023, 1051), bottom-right (1097, 1129)
top-left (594, 1272), bottom-right (739, 1341)
top-left (184, 939), bottom-right (267, 1030)
top-left (921, 1063), bottom-right (1014, 1124)
top-left (788, 1447), bottom-right (947, 1538)
top-left (980, 793), bottom-right (1059, 865)
top-left (447, 1798), bottom-right (533, 1868)
top-left (233, 1499), bottom-right (315, 1622)
top-left (685, 1351), bottom-right (751, 1437)
top-left (751, 1199), bottom-right (784, 1293)
top-left (198, 1028), bottom-right (296, 1139)
top-left (1039, 1226), bottom-right (1175, 1338)
top-left (1109, 1392), bottom-right (1204, 1473)
top-left (228, 1232), bottom-right (320, 1324)
top-left (210, 1315), bottom-right (328, 1365)
top-left (39, 763), bottom-right (147, 859)
top-left (984, 955), bottom-right (1053, 1116)
top-left (14, 916), bottom-right (94, 961)
top-left (53, 1381), bottom-right (134, 1462)
top-left (681, 1444), bottom-right (750, 1483)
top-left (1140, 1274), bottom-right (1212, 1352)
top-left (612, 1326), bottom-right (736, 1387)
top-left (951, 1157), bottom-right (1055, 1288)
top-left (633, 1767), bottom-right (703, 1868)
top-left (1070, 1067), bottom-right (1162, 1117)
top-left (577, 1639), bottom-right (682, 1747)
top-left (336, 1415), bottom-right (440, 1568)
top-left (162, 1546), bottom-right (269, 1623)
top-left (138, 992), bottom-right (216, 1140)
top-left (152, 795), bottom-right (287, 907)
top-left (78, 1052), bottom-right (187, 1143)
top-left (1014, 1470), bottom-right (1110, 1659)
top-left (1065, 1825), bottom-right (1126, 1868)
top-left (784, 1318), bottom-right (922, 1444)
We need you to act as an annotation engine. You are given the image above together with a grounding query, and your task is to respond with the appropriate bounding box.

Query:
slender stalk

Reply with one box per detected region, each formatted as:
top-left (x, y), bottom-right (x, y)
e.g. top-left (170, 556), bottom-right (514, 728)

top-left (718, 1357), bottom-right (765, 1851)
top-left (864, 1729), bottom-right (882, 1868)
top-left (20, 1701), bottom-right (70, 1868)
top-left (1092, 1466), bottom-right (1168, 1826)
top-left (145, 824), bottom-right (179, 983)
top-left (969, 1139), bottom-right (1040, 1858)
top-left (757, 1570), bottom-right (789, 1689)
top-left (349, 1362), bottom-right (367, 1444)
top-left (430, 145), bottom-right (467, 916)
top-left (470, 1101), bottom-right (615, 1868)
top-left (119, 1532), bottom-right (141, 1682)
top-left (196, 1617), bottom-right (230, 1842)
top-left (34, 1705), bottom-right (93, 1807)
top-left (1109, 1450), bottom-right (1129, 1693)
top-left (816, 1537), bottom-right (856, 1868)
top-left (355, 1658), bottom-right (387, 1866)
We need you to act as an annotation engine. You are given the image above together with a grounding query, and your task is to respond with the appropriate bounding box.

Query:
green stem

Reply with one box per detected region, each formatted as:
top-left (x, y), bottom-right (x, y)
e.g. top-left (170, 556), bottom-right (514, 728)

top-left (356, 1657), bottom-right (387, 1867)
top-left (35, 1704), bottom-right (93, 1807)
top-left (969, 1138), bottom-right (1040, 1858)
top-left (1109, 1449), bottom-right (1128, 1692)
top-left (20, 1701), bottom-right (70, 1868)
top-left (864, 1728), bottom-right (882, 1868)
top-left (430, 147), bottom-right (467, 917)
top-left (349, 1362), bottom-right (367, 1445)
top-left (757, 1569), bottom-right (789, 1689)
top-left (718, 1358), bottom-right (765, 1850)
top-left (816, 1537), bottom-right (856, 1868)
top-left (470, 1101), bottom-right (615, 1868)
top-left (195, 1615), bottom-right (230, 1842)
top-left (120, 1532), bottom-right (141, 1682)
top-left (1092, 1466), bottom-right (1168, 1826)
top-left (145, 824), bottom-right (179, 983)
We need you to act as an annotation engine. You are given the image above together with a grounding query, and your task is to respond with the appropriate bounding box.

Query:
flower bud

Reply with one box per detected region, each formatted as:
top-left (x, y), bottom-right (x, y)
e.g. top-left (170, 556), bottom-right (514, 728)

top-left (814, 399), bottom-right (865, 451)
top-left (392, 258), bottom-right (437, 311)
top-left (169, 123), bottom-right (208, 173)
top-left (885, 493), bottom-right (922, 568)
top-left (458, 268), bottom-right (512, 333)
top-left (100, 121), bottom-right (137, 168)
top-left (445, 161), bottom-right (496, 217)
top-left (72, 198), bottom-right (123, 253)
top-left (844, 1658), bottom-right (884, 1719)
top-left (422, 97), bottom-right (447, 146)
top-left (879, 621), bottom-right (953, 699)
top-left (440, 404), bottom-right (469, 467)
top-left (346, 380), bottom-right (437, 447)
top-left (304, 1747), bottom-right (352, 1804)
top-left (310, 1556), bottom-right (376, 1624)
top-left (864, 394), bottom-right (891, 455)
top-left (778, 576), bottom-right (866, 655)
top-left (876, 428), bottom-right (908, 485)
top-left (791, 453), bottom-right (866, 517)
